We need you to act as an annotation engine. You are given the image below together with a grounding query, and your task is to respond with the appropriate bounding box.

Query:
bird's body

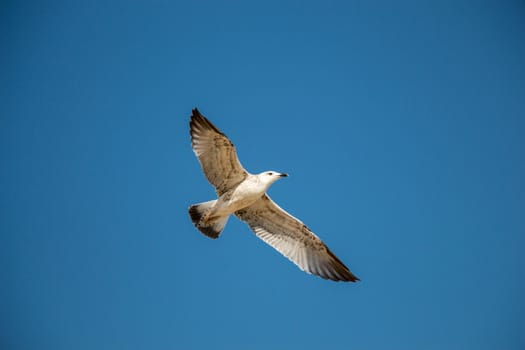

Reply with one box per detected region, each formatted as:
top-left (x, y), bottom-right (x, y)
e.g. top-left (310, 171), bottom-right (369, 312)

top-left (193, 172), bottom-right (285, 225)
top-left (188, 108), bottom-right (359, 282)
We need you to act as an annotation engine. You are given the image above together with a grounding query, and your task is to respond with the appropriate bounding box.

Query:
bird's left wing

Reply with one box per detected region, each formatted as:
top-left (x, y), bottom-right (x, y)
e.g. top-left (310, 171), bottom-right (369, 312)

top-left (190, 108), bottom-right (248, 195)
top-left (235, 195), bottom-right (359, 282)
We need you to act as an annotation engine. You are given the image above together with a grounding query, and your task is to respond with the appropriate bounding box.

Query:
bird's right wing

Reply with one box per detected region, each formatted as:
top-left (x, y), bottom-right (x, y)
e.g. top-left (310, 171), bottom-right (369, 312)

top-left (235, 195), bottom-right (359, 282)
top-left (190, 108), bottom-right (248, 195)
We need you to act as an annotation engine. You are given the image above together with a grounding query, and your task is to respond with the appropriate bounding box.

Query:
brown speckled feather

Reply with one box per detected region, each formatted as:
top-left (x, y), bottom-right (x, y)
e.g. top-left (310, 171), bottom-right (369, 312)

top-left (236, 195), bottom-right (359, 282)
top-left (190, 108), bottom-right (248, 195)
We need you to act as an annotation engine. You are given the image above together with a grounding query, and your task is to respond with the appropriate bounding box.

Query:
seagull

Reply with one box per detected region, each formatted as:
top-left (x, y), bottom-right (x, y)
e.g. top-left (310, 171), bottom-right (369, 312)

top-left (188, 108), bottom-right (359, 282)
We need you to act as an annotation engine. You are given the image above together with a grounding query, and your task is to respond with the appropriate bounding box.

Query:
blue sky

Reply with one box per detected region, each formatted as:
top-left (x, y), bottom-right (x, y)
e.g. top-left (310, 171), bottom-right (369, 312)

top-left (2, 1), bottom-right (524, 349)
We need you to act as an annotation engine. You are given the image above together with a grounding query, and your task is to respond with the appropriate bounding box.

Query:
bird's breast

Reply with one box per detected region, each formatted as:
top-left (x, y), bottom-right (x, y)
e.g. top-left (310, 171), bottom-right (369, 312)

top-left (219, 180), bottom-right (266, 213)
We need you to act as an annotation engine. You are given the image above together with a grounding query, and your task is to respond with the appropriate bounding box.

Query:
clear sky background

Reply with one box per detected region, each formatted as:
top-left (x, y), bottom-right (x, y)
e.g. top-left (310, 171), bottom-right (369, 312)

top-left (2, 1), bottom-right (524, 349)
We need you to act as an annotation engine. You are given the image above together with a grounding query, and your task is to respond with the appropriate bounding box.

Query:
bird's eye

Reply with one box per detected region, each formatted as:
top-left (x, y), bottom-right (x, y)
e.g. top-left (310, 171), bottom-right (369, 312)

top-left (268, 172), bottom-right (273, 176)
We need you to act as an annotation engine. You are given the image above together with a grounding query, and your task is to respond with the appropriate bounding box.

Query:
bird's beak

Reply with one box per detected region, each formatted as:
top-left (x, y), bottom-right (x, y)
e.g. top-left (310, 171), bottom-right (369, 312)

top-left (280, 173), bottom-right (289, 178)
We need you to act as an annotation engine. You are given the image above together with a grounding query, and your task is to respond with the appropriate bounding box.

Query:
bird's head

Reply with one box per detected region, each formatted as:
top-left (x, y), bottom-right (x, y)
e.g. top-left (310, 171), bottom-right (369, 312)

top-left (259, 171), bottom-right (288, 187)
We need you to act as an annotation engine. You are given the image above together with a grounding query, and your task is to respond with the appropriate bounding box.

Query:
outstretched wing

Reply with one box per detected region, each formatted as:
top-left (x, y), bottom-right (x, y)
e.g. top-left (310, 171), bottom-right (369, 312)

top-left (235, 195), bottom-right (359, 282)
top-left (190, 108), bottom-right (248, 195)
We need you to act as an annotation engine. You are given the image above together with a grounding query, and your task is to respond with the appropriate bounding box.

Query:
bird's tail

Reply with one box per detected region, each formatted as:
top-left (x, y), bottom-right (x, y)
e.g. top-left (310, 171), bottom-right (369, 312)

top-left (188, 200), bottom-right (229, 239)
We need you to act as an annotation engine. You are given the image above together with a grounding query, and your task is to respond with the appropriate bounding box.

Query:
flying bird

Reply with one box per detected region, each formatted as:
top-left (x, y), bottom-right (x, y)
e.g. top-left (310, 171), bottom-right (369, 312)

top-left (188, 108), bottom-right (359, 282)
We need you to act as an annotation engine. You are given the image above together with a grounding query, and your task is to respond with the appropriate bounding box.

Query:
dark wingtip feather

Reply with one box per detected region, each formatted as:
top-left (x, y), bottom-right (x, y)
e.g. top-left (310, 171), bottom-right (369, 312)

top-left (191, 108), bottom-right (201, 117)
top-left (344, 272), bottom-right (360, 282)
top-left (189, 108), bottom-right (226, 136)
top-left (325, 247), bottom-right (360, 282)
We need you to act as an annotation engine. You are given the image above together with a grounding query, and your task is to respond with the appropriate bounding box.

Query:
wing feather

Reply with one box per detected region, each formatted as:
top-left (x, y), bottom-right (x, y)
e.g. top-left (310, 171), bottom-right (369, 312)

top-left (189, 108), bottom-right (248, 195)
top-left (235, 195), bottom-right (359, 282)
